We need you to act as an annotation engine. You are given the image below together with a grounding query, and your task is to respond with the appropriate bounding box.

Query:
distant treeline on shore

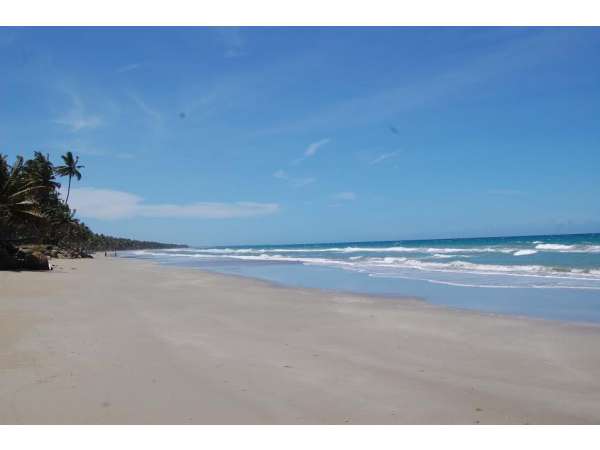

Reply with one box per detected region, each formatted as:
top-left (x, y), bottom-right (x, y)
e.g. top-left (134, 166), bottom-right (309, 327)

top-left (1, 151), bottom-right (186, 269)
top-left (90, 235), bottom-right (187, 251)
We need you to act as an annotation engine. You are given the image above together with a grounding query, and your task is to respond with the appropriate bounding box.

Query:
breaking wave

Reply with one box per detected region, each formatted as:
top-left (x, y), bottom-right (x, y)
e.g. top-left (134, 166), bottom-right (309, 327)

top-left (130, 248), bottom-right (600, 290)
top-left (534, 243), bottom-right (600, 253)
top-left (126, 235), bottom-right (600, 290)
top-left (514, 249), bottom-right (537, 256)
top-left (151, 244), bottom-right (600, 256)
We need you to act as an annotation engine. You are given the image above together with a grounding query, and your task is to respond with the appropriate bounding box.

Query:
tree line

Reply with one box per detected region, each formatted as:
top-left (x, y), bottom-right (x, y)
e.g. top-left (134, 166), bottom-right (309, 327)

top-left (1, 151), bottom-right (186, 267)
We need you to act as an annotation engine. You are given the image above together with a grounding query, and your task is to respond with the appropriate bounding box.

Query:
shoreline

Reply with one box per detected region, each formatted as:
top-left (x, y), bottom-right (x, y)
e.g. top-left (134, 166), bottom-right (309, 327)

top-left (135, 256), bottom-right (600, 329)
top-left (2, 256), bottom-right (600, 424)
top-left (129, 254), bottom-right (600, 328)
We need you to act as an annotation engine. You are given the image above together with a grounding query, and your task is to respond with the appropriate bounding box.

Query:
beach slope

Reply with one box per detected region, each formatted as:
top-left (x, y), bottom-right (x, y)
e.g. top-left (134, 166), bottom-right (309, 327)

top-left (1, 257), bottom-right (600, 424)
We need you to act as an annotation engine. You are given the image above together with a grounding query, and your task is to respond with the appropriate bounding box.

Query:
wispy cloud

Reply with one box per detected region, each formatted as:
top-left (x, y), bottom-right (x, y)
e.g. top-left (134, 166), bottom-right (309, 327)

top-left (293, 138), bottom-right (331, 164)
top-left (273, 169), bottom-right (287, 179)
top-left (215, 28), bottom-right (245, 58)
top-left (128, 92), bottom-right (162, 124)
top-left (304, 138), bottom-right (331, 157)
top-left (370, 151), bottom-right (400, 165)
top-left (177, 51), bottom-right (324, 126)
top-left (68, 188), bottom-right (279, 220)
top-left (116, 63), bottom-right (141, 73)
top-left (55, 116), bottom-right (102, 132)
top-left (50, 140), bottom-right (136, 161)
top-left (274, 138), bottom-right (329, 182)
top-left (273, 170), bottom-right (315, 188)
top-left (331, 191), bottom-right (356, 201)
top-left (54, 92), bottom-right (102, 132)
top-left (259, 30), bottom-right (578, 135)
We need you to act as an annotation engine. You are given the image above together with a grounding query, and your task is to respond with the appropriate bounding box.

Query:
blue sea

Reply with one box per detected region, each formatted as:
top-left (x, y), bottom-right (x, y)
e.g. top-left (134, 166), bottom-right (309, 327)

top-left (123, 233), bottom-right (600, 324)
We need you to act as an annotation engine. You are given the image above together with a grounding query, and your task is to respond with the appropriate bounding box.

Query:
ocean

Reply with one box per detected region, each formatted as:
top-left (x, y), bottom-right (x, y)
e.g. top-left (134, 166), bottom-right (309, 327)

top-left (124, 233), bottom-right (600, 323)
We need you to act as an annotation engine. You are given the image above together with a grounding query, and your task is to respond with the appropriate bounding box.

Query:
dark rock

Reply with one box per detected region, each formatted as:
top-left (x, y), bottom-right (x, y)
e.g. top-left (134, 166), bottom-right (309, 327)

top-left (0, 242), bottom-right (50, 270)
top-left (22, 252), bottom-right (50, 270)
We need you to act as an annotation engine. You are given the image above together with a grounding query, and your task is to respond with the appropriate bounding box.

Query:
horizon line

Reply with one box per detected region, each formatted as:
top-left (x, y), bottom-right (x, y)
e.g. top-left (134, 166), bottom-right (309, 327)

top-left (175, 230), bottom-right (600, 249)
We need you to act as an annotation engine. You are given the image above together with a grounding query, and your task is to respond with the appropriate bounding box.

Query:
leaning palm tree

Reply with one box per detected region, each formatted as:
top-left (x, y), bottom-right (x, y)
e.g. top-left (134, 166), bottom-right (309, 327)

top-left (0, 154), bottom-right (47, 234)
top-left (56, 152), bottom-right (84, 205)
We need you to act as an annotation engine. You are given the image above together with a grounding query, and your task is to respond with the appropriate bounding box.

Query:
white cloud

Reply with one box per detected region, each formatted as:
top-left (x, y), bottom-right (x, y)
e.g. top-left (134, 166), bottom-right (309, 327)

top-left (332, 191), bottom-right (356, 201)
top-left (68, 187), bottom-right (279, 220)
top-left (304, 138), bottom-right (331, 157)
top-left (140, 202), bottom-right (279, 219)
top-left (370, 151), bottom-right (400, 165)
top-left (54, 91), bottom-right (103, 132)
top-left (68, 188), bottom-right (140, 220)
top-left (292, 138), bottom-right (332, 164)
top-left (272, 170), bottom-right (315, 187)
top-left (128, 92), bottom-right (162, 124)
top-left (55, 115), bottom-right (102, 132)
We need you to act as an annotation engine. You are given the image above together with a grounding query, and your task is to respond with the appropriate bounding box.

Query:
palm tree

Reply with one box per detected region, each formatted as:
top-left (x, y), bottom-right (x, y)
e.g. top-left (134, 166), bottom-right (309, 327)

top-left (0, 155), bottom-right (46, 233)
top-left (24, 152), bottom-right (60, 202)
top-left (56, 152), bottom-right (84, 205)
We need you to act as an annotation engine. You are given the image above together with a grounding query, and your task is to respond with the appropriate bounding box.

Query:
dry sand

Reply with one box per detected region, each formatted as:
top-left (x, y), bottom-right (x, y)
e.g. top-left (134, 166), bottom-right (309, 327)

top-left (1, 255), bottom-right (600, 424)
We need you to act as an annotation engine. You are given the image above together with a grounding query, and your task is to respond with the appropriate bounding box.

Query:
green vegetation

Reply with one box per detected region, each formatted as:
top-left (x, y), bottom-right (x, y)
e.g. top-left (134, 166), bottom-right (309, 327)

top-left (1, 152), bottom-right (186, 269)
top-left (55, 151), bottom-right (84, 205)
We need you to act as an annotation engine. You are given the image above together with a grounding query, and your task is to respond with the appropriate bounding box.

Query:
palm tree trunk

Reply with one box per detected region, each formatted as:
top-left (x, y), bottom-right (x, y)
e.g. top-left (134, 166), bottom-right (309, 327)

top-left (65, 176), bottom-right (72, 205)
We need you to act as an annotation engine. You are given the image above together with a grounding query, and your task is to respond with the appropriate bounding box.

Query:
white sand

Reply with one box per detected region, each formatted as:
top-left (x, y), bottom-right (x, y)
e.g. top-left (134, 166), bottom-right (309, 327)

top-left (1, 256), bottom-right (600, 424)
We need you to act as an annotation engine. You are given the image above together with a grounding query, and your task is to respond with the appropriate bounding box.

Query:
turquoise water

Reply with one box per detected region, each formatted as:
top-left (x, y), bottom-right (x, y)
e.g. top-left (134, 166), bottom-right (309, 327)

top-left (124, 233), bottom-right (600, 323)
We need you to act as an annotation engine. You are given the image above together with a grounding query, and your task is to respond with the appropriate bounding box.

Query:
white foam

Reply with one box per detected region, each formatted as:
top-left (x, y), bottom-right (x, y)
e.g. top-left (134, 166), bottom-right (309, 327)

top-left (129, 243), bottom-right (600, 290)
top-left (430, 253), bottom-right (471, 258)
top-left (190, 245), bottom-right (522, 255)
top-left (535, 244), bottom-right (575, 251)
top-left (173, 252), bottom-right (600, 282)
top-left (514, 250), bottom-right (537, 256)
top-left (153, 242), bottom-right (600, 257)
top-left (535, 244), bottom-right (600, 253)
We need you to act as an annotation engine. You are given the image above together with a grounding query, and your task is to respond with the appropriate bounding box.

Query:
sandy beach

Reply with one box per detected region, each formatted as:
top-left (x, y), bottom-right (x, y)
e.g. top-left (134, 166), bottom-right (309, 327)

top-left (1, 256), bottom-right (600, 424)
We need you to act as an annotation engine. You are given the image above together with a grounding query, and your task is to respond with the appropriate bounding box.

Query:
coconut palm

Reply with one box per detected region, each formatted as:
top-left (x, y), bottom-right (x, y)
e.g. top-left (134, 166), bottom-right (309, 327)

top-left (0, 155), bottom-right (46, 232)
top-left (2, 151), bottom-right (183, 270)
top-left (56, 152), bottom-right (84, 205)
top-left (23, 152), bottom-right (60, 203)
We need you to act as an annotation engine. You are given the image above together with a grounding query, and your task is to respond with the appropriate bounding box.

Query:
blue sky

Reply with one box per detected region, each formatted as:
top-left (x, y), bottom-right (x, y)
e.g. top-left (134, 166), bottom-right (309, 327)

top-left (1, 27), bottom-right (600, 246)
